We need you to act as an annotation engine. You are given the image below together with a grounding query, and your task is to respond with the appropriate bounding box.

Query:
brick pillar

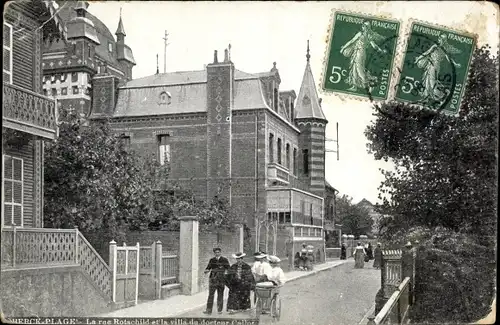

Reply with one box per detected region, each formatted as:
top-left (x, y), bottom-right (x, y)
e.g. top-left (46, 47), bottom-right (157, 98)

top-left (179, 216), bottom-right (199, 295)
top-left (206, 49), bottom-right (234, 203)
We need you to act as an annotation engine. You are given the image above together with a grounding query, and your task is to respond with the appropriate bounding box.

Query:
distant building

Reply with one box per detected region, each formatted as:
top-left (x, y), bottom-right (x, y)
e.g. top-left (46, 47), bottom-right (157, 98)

top-left (357, 198), bottom-right (381, 235)
top-left (41, 1), bottom-right (135, 119)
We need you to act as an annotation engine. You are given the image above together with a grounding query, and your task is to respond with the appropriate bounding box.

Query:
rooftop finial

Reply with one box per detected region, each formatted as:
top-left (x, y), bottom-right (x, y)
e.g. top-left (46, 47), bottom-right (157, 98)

top-left (120, 7), bottom-right (122, 17)
top-left (228, 43), bottom-right (231, 61)
top-left (156, 54), bottom-right (159, 74)
top-left (306, 40), bottom-right (310, 62)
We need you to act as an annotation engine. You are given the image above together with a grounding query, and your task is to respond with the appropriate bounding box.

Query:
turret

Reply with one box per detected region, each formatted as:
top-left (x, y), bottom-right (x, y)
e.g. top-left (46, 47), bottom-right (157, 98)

top-left (115, 9), bottom-right (136, 80)
top-left (295, 41), bottom-right (328, 198)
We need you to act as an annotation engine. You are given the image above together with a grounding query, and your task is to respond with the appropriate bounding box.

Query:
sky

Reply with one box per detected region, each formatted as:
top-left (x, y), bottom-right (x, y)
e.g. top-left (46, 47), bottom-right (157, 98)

top-left (88, 1), bottom-right (499, 204)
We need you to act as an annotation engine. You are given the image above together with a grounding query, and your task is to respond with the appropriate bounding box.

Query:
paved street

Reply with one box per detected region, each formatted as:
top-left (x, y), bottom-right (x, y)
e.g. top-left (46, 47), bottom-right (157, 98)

top-left (179, 260), bottom-right (380, 325)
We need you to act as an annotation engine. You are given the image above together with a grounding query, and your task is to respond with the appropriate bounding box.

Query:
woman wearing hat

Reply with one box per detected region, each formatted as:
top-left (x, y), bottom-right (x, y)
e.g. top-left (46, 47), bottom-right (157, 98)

top-left (373, 243), bottom-right (382, 269)
top-left (267, 256), bottom-right (286, 286)
top-left (226, 252), bottom-right (255, 314)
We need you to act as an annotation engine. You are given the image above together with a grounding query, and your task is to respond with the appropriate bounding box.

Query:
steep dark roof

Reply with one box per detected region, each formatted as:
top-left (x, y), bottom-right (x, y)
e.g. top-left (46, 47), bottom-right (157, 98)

top-left (50, 1), bottom-right (122, 69)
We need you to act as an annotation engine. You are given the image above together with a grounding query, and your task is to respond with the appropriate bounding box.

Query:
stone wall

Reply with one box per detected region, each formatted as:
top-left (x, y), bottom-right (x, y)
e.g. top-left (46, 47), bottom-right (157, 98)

top-left (0, 265), bottom-right (111, 317)
top-left (198, 230), bottom-right (241, 292)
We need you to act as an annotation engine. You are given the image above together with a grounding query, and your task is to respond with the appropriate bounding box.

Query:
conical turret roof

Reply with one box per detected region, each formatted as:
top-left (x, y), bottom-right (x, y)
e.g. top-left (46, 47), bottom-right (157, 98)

top-left (116, 15), bottom-right (126, 36)
top-left (295, 41), bottom-right (327, 121)
top-left (116, 9), bottom-right (126, 36)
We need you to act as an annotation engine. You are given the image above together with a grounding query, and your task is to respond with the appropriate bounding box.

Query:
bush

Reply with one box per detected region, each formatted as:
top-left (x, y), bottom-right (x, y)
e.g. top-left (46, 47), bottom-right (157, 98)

top-left (401, 227), bottom-right (496, 323)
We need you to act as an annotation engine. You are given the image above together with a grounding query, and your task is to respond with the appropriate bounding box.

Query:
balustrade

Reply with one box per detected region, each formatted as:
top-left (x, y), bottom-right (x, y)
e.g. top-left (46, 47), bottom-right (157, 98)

top-left (2, 82), bottom-right (58, 139)
top-left (1, 227), bottom-right (111, 299)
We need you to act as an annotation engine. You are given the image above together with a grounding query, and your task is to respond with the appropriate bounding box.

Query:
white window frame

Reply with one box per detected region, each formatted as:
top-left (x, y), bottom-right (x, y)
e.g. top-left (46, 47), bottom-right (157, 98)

top-left (158, 135), bottom-right (171, 166)
top-left (2, 155), bottom-right (24, 228)
top-left (3, 22), bottom-right (13, 84)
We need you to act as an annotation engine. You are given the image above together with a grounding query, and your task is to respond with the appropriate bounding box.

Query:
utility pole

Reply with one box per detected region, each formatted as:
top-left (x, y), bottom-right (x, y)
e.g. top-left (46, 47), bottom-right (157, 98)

top-left (162, 30), bottom-right (169, 73)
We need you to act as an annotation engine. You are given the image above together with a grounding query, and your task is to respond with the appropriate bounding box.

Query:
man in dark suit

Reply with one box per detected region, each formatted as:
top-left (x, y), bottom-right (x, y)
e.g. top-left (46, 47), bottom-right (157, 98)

top-left (203, 247), bottom-right (230, 315)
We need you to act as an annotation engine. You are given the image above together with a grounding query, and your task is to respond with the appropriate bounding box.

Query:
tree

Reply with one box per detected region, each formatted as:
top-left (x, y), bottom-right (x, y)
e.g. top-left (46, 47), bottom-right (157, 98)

top-left (43, 114), bottom-right (161, 242)
top-left (336, 194), bottom-right (374, 237)
top-left (365, 45), bottom-right (497, 322)
top-left (44, 114), bottom-right (241, 241)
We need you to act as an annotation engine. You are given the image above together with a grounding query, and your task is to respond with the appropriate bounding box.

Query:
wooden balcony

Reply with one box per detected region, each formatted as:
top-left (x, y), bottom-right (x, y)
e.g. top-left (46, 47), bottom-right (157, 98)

top-left (2, 82), bottom-right (58, 140)
top-left (268, 162), bottom-right (290, 185)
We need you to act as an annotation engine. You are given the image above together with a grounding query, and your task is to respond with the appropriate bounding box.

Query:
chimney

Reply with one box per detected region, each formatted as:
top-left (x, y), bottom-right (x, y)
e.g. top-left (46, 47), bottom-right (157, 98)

top-left (224, 49), bottom-right (229, 62)
top-left (213, 50), bottom-right (218, 64)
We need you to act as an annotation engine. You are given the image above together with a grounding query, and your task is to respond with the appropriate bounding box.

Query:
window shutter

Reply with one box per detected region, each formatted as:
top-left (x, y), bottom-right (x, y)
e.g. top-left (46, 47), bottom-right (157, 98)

top-left (13, 205), bottom-right (22, 226)
top-left (4, 205), bottom-right (13, 226)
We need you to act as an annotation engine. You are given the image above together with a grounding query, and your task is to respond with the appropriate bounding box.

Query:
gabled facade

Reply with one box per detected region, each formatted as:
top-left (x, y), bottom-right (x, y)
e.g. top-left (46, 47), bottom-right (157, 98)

top-left (89, 42), bottom-right (330, 265)
top-left (2, 0), bottom-right (65, 229)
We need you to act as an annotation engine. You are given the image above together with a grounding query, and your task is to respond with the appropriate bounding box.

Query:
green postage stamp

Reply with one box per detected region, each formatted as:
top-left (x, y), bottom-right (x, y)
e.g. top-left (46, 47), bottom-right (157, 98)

top-left (322, 11), bottom-right (401, 101)
top-left (394, 22), bottom-right (476, 115)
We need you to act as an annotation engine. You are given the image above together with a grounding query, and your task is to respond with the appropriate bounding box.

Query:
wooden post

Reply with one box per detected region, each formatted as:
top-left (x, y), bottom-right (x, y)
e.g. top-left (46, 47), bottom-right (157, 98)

top-left (155, 240), bottom-right (162, 299)
top-left (74, 226), bottom-right (79, 265)
top-left (109, 240), bottom-right (117, 303)
top-left (402, 242), bottom-right (414, 305)
top-left (12, 223), bottom-right (17, 268)
top-left (135, 242), bottom-right (139, 305)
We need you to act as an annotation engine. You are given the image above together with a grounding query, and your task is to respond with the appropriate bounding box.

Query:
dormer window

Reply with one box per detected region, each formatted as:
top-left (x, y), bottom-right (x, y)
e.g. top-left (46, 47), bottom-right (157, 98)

top-left (108, 42), bottom-right (113, 53)
top-left (159, 91), bottom-right (172, 105)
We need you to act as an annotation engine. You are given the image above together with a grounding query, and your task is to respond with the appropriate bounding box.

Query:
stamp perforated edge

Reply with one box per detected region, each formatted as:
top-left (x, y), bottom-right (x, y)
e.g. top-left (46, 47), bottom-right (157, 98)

top-left (318, 9), bottom-right (403, 105)
top-left (393, 18), bottom-right (479, 117)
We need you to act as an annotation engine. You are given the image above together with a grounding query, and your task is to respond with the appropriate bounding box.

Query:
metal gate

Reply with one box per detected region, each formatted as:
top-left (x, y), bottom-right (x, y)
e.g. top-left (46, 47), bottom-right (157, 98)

top-left (110, 242), bottom-right (140, 306)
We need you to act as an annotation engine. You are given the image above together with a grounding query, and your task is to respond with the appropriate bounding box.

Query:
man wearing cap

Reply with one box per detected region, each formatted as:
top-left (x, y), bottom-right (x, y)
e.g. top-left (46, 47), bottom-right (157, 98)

top-left (203, 247), bottom-right (230, 315)
top-left (226, 252), bottom-right (255, 314)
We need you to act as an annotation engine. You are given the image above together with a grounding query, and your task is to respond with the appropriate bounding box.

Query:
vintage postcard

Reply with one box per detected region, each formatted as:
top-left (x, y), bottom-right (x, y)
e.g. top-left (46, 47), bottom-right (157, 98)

top-left (1, 1), bottom-right (497, 325)
top-left (322, 11), bottom-right (401, 101)
top-left (394, 21), bottom-right (477, 115)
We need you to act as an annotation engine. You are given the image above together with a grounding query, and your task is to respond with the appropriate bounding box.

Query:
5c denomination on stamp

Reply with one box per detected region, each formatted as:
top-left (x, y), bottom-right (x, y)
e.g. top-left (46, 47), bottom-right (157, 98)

top-left (322, 11), bottom-right (401, 101)
top-left (394, 21), bottom-right (476, 115)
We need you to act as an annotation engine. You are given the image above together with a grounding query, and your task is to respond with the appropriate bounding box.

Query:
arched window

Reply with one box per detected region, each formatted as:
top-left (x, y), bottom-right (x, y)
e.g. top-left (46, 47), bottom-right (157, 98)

top-left (286, 143), bottom-right (290, 169)
top-left (159, 91), bottom-right (172, 105)
top-left (303, 149), bottom-right (309, 174)
top-left (268, 133), bottom-right (274, 163)
top-left (277, 138), bottom-right (282, 165)
top-left (273, 88), bottom-right (279, 112)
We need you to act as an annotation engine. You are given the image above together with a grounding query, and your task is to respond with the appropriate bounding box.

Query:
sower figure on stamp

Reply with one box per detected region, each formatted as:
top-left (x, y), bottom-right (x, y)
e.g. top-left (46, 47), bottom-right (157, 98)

top-left (203, 247), bottom-right (230, 315)
top-left (340, 21), bottom-right (387, 92)
top-left (414, 33), bottom-right (461, 106)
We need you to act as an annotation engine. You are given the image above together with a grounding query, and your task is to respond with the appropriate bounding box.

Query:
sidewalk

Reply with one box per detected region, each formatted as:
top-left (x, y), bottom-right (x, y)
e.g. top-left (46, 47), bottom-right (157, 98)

top-left (98, 259), bottom-right (347, 318)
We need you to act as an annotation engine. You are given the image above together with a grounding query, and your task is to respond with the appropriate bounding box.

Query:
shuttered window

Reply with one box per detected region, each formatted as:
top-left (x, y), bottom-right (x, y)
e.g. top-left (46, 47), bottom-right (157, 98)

top-left (3, 155), bottom-right (23, 227)
top-left (3, 22), bottom-right (13, 84)
top-left (158, 135), bottom-right (171, 166)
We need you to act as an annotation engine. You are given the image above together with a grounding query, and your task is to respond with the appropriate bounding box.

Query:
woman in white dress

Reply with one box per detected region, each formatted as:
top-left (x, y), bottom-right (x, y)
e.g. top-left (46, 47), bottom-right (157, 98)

top-left (340, 21), bottom-right (387, 92)
top-left (354, 242), bottom-right (367, 269)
